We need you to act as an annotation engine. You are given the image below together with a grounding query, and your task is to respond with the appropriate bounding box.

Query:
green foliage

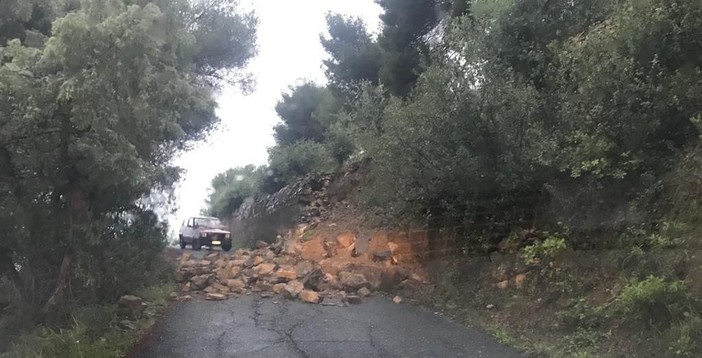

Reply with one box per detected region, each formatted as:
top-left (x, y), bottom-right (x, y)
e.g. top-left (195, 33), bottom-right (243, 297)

top-left (376, 0), bottom-right (441, 96)
top-left (521, 236), bottom-right (567, 267)
top-left (558, 298), bottom-right (609, 331)
top-left (267, 141), bottom-right (336, 189)
top-left (204, 165), bottom-right (264, 218)
top-left (273, 83), bottom-right (339, 146)
top-left (321, 14), bottom-right (381, 98)
top-left (0, 0), bottom-right (257, 339)
top-left (663, 315), bottom-right (702, 357)
top-left (7, 282), bottom-right (175, 358)
top-left (615, 276), bottom-right (698, 329)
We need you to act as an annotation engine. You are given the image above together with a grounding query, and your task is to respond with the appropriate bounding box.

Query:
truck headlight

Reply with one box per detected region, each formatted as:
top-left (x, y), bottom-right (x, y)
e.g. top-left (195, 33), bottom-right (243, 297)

top-left (225, 234), bottom-right (230, 239)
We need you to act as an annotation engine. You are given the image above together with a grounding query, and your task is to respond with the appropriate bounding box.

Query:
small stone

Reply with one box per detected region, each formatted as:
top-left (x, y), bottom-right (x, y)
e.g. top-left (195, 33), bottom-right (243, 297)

top-left (358, 287), bottom-right (371, 297)
top-left (345, 295), bottom-right (362, 305)
top-left (246, 256), bottom-right (264, 267)
top-left (205, 293), bottom-right (227, 301)
top-left (299, 290), bottom-right (320, 304)
top-left (255, 263), bottom-right (276, 276)
top-left (486, 304), bottom-right (495, 309)
top-left (256, 240), bottom-right (269, 249)
top-left (199, 260), bottom-right (212, 267)
top-left (282, 280), bottom-right (304, 299)
top-left (514, 273), bottom-right (527, 289)
top-left (392, 296), bottom-right (403, 304)
top-left (387, 242), bottom-right (400, 253)
top-left (169, 292), bottom-right (178, 300)
top-left (226, 279), bottom-right (246, 291)
top-left (272, 283), bottom-right (286, 294)
top-left (496, 280), bottom-right (509, 289)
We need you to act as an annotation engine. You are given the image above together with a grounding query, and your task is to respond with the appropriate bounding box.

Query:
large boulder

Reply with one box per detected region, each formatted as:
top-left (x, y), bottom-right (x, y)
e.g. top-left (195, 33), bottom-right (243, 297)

top-left (302, 269), bottom-right (325, 291)
top-left (191, 274), bottom-right (213, 290)
top-left (338, 272), bottom-right (370, 290)
top-left (275, 267), bottom-right (297, 282)
top-left (295, 260), bottom-right (314, 279)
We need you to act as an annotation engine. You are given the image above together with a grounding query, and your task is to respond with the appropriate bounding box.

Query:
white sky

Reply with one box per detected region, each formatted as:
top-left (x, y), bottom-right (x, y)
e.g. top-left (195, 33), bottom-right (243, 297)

top-left (169, 0), bottom-right (382, 234)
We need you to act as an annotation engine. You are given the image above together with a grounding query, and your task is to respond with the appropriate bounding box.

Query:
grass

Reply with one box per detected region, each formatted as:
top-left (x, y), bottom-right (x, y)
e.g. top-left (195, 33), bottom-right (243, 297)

top-left (4, 282), bottom-right (175, 358)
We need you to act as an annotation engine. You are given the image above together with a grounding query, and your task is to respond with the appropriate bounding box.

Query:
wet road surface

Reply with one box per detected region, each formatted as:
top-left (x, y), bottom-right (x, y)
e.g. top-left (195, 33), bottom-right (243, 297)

top-left (138, 284), bottom-right (522, 358)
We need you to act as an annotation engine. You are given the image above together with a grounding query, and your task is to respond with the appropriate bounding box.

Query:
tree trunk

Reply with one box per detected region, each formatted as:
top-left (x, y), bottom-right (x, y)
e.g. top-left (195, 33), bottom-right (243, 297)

top-left (41, 253), bottom-right (71, 314)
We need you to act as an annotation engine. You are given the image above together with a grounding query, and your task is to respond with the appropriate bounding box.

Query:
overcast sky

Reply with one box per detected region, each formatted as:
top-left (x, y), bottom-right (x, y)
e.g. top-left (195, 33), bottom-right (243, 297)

top-left (169, 0), bottom-right (382, 232)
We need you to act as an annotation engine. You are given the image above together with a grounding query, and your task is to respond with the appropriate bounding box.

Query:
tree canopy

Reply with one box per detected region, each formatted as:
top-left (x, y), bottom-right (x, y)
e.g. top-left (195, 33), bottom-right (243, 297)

top-left (0, 0), bottom-right (256, 333)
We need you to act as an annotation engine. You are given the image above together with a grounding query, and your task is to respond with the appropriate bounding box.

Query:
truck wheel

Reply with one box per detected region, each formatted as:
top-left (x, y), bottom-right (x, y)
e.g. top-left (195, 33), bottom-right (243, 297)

top-left (221, 242), bottom-right (232, 252)
top-left (191, 238), bottom-right (202, 251)
top-left (179, 235), bottom-right (186, 249)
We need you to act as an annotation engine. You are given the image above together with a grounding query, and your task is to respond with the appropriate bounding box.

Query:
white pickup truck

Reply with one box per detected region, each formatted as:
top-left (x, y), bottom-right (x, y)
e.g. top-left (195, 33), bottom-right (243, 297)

top-left (178, 216), bottom-right (232, 251)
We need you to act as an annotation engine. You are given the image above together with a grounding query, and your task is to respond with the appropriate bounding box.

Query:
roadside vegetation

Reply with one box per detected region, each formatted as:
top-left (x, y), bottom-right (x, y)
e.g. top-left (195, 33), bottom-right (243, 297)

top-left (0, 0), bottom-right (257, 354)
top-left (206, 0), bottom-right (702, 356)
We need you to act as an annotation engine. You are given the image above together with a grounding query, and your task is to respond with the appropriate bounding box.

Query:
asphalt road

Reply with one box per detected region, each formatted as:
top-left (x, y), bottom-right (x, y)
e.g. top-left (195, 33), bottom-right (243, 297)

top-left (137, 293), bottom-right (521, 357)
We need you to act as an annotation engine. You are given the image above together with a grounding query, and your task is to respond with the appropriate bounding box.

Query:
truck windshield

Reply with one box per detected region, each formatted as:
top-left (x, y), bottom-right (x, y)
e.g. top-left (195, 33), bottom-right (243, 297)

top-left (194, 218), bottom-right (222, 228)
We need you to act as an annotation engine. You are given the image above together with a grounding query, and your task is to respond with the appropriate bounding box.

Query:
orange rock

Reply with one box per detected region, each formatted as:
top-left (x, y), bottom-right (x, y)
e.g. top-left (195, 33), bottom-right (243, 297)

top-left (250, 256), bottom-right (264, 267)
top-left (205, 293), bottom-right (227, 301)
top-left (336, 233), bottom-right (355, 248)
top-left (299, 238), bottom-right (325, 261)
top-left (299, 290), bottom-right (320, 304)
top-left (392, 296), bottom-right (403, 304)
top-left (276, 268), bottom-right (297, 282)
top-left (272, 283), bottom-right (286, 294)
top-left (282, 280), bottom-right (304, 299)
top-left (514, 273), bottom-right (527, 289)
top-left (496, 280), bottom-right (509, 289)
top-left (387, 242), bottom-right (400, 253)
top-left (255, 263), bottom-right (276, 276)
top-left (226, 279), bottom-right (245, 290)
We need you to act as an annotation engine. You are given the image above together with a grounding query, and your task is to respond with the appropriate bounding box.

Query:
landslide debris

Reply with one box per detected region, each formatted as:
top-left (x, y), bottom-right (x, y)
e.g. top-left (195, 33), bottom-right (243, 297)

top-left (175, 227), bottom-right (428, 305)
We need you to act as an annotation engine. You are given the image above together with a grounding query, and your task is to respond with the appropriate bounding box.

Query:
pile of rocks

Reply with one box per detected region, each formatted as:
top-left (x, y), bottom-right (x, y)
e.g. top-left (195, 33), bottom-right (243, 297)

top-left (175, 238), bottom-right (411, 305)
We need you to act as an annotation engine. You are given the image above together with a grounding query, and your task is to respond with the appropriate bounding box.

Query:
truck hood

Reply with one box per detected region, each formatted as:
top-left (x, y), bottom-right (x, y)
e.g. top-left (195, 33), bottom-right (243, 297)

top-left (200, 228), bottom-right (231, 235)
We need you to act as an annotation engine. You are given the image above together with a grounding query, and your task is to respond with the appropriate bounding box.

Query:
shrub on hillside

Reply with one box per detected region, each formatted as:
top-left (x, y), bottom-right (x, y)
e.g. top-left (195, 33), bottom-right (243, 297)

top-left (615, 276), bottom-right (699, 330)
top-left (267, 141), bottom-right (336, 189)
